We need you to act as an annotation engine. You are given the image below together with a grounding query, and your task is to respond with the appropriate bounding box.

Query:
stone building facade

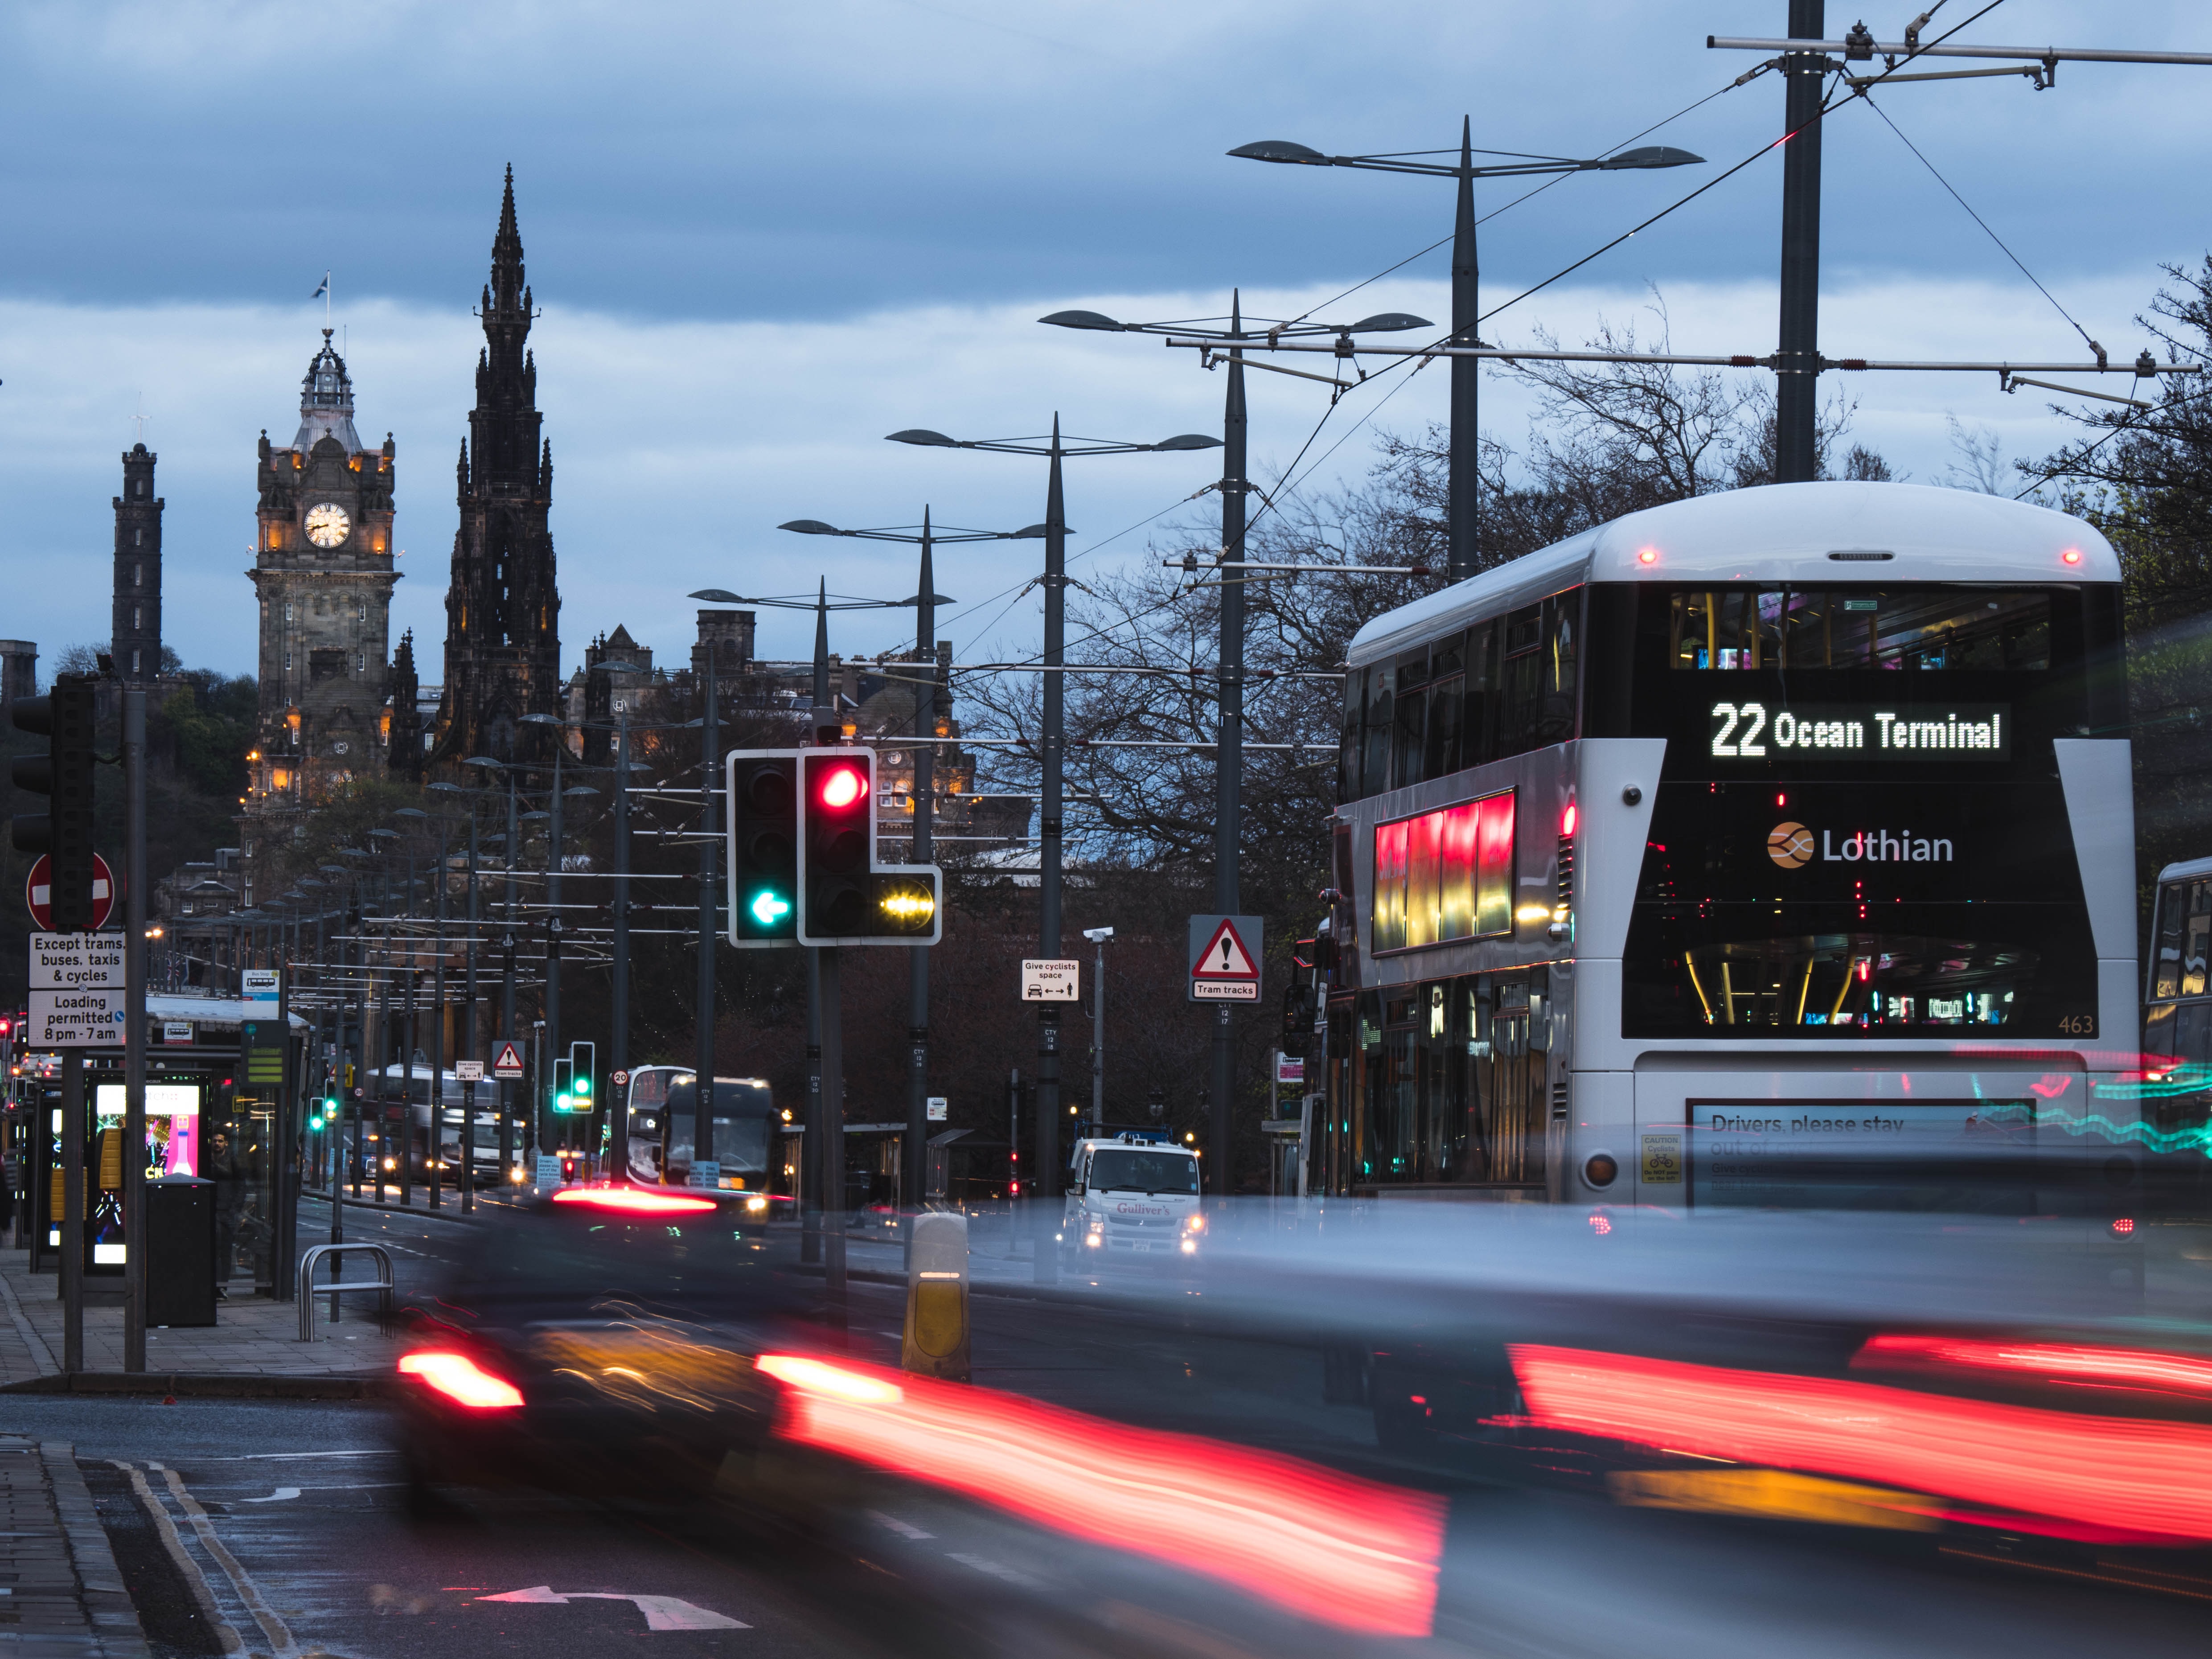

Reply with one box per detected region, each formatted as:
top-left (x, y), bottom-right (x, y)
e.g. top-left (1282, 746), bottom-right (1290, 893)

top-left (431, 168), bottom-right (563, 770)
top-left (111, 443), bottom-right (163, 682)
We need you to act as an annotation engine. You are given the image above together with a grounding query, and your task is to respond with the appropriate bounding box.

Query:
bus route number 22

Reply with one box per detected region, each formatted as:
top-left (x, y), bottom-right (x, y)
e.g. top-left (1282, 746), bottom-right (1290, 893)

top-left (1711, 702), bottom-right (1768, 758)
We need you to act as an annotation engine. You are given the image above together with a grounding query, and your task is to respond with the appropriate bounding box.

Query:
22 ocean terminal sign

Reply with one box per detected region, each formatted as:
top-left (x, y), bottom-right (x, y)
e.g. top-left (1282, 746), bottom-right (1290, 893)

top-left (1709, 702), bottom-right (2010, 761)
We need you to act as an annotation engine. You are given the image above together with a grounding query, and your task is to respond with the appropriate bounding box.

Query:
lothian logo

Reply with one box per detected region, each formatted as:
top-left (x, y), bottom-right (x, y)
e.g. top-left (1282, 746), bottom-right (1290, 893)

top-left (1769, 821), bottom-right (1953, 867)
top-left (1768, 821), bottom-right (1816, 868)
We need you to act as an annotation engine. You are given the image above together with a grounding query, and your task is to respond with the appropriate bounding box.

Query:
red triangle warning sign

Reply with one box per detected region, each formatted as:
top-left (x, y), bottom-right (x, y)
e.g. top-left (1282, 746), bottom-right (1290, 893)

top-left (1193, 919), bottom-right (1258, 981)
top-left (492, 1041), bottom-right (526, 1078)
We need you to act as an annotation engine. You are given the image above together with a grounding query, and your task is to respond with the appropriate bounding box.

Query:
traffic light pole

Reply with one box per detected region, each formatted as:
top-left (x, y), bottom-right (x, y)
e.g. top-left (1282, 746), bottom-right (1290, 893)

top-left (803, 595), bottom-right (829, 1268)
top-left (123, 687), bottom-right (147, 1371)
top-left (818, 943), bottom-right (846, 1330)
top-left (545, 753), bottom-right (563, 1159)
top-left (61, 1049), bottom-right (82, 1373)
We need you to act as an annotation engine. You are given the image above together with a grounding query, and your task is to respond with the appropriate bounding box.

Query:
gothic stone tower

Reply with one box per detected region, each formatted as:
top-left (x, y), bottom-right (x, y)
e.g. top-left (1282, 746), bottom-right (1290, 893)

top-left (112, 444), bottom-right (163, 682)
top-left (431, 167), bottom-right (561, 768)
top-left (245, 331), bottom-right (399, 817)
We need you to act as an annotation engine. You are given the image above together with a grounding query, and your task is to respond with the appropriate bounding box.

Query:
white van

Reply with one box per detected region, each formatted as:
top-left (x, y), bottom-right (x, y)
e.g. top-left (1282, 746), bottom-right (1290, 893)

top-left (1062, 1134), bottom-right (1204, 1265)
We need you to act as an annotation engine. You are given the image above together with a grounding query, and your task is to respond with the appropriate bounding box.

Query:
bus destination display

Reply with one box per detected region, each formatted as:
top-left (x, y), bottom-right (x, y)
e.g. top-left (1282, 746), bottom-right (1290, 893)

top-left (1709, 701), bottom-right (2009, 761)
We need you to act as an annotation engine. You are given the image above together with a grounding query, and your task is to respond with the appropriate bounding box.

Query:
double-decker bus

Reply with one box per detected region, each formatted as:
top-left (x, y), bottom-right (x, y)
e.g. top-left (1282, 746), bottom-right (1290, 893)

top-left (622, 1064), bottom-right (782, 1202)
top-left (1318, 480), bottom-right (2137, 1207)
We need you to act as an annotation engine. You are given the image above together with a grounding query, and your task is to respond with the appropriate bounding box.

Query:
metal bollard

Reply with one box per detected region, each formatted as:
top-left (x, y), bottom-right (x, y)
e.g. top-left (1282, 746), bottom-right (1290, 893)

top-left (900, 1209), bottom-right (970, 1382)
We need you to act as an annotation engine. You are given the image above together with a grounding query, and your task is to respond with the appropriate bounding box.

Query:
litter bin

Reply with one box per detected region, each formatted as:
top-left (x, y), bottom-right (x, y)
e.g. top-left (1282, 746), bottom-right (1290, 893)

top-left (145, 1176), bottom-right (217, 1327)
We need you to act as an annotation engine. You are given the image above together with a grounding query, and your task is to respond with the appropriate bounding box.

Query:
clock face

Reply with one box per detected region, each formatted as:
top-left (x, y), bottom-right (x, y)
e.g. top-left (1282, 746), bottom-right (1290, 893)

top-left (304, 502), bottom-right (351, 548)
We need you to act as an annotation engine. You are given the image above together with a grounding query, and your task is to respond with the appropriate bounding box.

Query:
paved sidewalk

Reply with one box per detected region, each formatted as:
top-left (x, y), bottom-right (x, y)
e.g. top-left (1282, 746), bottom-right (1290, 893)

top-left (0, 1248), bottom-right (410, 1387)
top-left (0, 1437), bottom-right (148, 1658)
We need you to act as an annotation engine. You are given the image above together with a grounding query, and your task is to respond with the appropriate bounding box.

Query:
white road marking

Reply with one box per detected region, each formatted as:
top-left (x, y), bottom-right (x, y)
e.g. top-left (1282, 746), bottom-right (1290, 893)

top-left (867, 1511), bottom-right (934, 1540)
top-left (149, 1463), bottom-right (300, 1659)
top-left (200, 1450), bottom-right (391, 1462)
top-left (240, 1488), bottom-right (303, 1504)
top-left (110, 1462), bottom-right (244, 1655)
top-left (477, 1588), bottom-right (748, 1630)
top-left (947, 1554), bottom-right (1044, 1589)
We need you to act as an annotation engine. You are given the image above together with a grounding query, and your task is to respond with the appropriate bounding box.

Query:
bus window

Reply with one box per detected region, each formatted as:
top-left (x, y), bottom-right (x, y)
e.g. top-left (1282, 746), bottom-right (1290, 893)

top-left (1537, 592), bottom-right (1579, 745)
top-left (1424, 670), bottom-right (1464, 780)
top-left (1393, 658), bottom-right (1427, 788)
top-left (1500, 603), bottom-right (1543, 756)
top-left (2153, 882), bottom-right (2185, 1000)
top-left (1674, 588), bottom-right (2055, 671)
top-left (1362, 670), bottom-right (1393, 797)
top-left (1463, 620), bottom-right (1496, 767)
top-left (1339, 673), bottom-right (1363, 803)
top-left (2187, 882), bottom-right (2212, 998)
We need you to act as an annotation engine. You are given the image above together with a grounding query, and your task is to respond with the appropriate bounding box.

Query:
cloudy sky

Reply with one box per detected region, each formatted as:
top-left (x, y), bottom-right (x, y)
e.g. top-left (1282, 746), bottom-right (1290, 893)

top-left (3, 0), bottom-right (2208, 680)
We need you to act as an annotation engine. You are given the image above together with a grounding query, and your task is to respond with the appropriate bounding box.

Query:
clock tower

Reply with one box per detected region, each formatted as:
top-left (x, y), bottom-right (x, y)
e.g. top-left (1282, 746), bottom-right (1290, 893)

top-left (240, 332), bottom-right (399, 896)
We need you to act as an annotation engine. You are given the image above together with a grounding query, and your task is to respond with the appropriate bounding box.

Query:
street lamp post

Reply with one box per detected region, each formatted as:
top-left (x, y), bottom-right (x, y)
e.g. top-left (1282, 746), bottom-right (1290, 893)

top-left (886, 419), bottom-right (1220, 1279)
top-left (1043, 296), bottom-right (1429, 1190)
top-left (464, 755), bottom-right (521, 1183)
top-left (1229, 124), bottom-right (1700, 579)
top-left (774, 512), bottom-right (1031, 1213)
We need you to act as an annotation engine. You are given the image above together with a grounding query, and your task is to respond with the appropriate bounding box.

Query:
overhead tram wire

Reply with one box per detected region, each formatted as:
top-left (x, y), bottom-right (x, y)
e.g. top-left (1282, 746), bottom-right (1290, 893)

top-left (1858, 90), bottom-right (2105, 359)
top-left (950, 70), bottom-right (1780, 663)
top-left (1471, 0), bottom-right (2013, 330)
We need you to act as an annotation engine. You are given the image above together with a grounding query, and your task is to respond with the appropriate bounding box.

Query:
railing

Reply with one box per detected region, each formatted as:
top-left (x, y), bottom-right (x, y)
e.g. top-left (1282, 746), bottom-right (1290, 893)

top-left (296, 1243), bottom-right (395, 1340)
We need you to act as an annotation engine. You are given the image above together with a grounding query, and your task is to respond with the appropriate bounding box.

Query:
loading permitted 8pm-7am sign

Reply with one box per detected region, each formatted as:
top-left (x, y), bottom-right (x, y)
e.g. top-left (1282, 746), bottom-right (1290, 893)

top-left (1188, 914), bottom-right (1262, 1002)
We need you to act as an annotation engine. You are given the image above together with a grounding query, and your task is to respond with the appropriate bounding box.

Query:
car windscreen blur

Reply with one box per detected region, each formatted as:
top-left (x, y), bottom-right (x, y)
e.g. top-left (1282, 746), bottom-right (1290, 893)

top-left (1088, 1150), bottom-right (1200, 1195)
top-left (451, 1203), bottom-right (807, 1323)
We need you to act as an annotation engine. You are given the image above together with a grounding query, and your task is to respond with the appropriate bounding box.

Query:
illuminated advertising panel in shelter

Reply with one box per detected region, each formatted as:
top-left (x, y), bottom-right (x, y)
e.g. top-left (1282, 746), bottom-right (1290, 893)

top-left (1372, 789), bottom-right (1515, 953)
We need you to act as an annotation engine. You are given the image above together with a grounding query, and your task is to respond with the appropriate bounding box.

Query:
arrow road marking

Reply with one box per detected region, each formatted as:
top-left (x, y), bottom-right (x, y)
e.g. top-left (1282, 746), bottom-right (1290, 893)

top-left (241, 1487), bottom-right (302, 1503)
top-left (478, 1588), bottom-right (748, 1630)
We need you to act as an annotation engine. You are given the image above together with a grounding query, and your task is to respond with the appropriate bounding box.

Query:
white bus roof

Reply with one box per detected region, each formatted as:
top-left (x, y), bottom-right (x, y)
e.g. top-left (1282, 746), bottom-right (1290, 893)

top-left (1346, 481), bottom-right (2120, 668)
top-left (2155, 856), bottom-right (2212, 884)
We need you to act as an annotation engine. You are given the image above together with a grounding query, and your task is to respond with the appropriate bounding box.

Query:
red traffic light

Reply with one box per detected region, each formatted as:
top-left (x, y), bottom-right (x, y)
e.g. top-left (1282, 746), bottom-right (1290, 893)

top-left (817, 764), bottom-right (866, 810)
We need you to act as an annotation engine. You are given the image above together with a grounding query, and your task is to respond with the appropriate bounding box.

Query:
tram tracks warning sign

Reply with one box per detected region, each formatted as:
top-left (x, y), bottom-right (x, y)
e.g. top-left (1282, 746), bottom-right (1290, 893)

top-left (1188, 914), bottom-right (1263, 1002)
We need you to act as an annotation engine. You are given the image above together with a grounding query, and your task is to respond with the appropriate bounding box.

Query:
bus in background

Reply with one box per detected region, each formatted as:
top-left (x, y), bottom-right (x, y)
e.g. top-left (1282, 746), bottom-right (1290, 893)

top-left (1320, 480), bottom-right (2138, 1208)
top-left (369, 1064), bottom-right (514, 1187)
top-left (623, 1064), bottom-right (782, 1205)
top-left (2142, 858), bottom-right (2212, 1143)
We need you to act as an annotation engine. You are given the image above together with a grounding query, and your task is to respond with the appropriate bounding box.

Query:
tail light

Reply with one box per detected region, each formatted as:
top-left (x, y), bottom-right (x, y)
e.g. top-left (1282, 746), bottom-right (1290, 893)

top-left (398, 1351), bottom-right (524, 1410)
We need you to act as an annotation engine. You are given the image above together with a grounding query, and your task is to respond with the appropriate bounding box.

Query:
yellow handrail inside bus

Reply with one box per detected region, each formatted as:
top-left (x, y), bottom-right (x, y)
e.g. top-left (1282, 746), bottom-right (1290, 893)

top-left (1685, 954), bottom-right (1715, 1025)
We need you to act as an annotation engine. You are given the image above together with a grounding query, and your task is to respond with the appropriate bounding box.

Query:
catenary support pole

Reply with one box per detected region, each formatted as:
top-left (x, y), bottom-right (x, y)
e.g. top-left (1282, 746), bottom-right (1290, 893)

top-left (695, 640), bottom-right (719, 1187)
top-left (546, 746), bottom-right (563, 1159)
top-left (1036, 424), bottom-right (1065, 1285)
top-left (801, 583), bottom-right (830, 1267)
top-left (1211, 295), bottom-right (1247, 1197)
top-left (1449, 117), bottom-right (1481, 581)
top-left (905, 516), bottom-right (936, 1220)
top-left (610, 709), bottom-right (632, 1174)
top-left (123, 687), bottom-right (148, 1370)
top-left (1777, 0), bottom-right (1826, 484)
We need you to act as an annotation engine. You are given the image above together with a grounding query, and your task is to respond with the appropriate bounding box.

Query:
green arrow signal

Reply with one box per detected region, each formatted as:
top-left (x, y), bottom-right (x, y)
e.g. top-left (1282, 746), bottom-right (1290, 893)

top-left (749, 888), bottom-right (793, 927)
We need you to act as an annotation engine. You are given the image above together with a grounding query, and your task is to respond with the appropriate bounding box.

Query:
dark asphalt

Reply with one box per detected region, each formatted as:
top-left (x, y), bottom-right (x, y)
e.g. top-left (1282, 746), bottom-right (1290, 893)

top-left (8, 1216), bottom-right (2209, 1657)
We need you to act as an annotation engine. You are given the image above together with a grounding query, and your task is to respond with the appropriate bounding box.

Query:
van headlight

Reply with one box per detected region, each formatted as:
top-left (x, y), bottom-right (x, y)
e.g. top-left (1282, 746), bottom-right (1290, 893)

top-left (1087, 1214), bottom-right (1106, 1233)
top-left (745, 1195), bottom-right (769, 1214)
top-left (1184, 1212), bottom-right (1206, 1232)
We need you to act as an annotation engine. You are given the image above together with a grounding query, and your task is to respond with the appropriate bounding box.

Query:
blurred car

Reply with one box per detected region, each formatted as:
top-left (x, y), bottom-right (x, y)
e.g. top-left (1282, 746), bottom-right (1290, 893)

top-left (390, 1185), bottom-right (813, 1505)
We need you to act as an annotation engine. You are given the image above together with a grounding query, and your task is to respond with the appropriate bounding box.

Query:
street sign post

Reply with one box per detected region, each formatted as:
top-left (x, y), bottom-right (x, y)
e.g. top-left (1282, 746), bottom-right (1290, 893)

top-left (927, 1096), bottom-right (948, 1121)
top-left (24, 855), bottom-right (115, 934)
top-left (1188, 914), bottom-right (1264, 1002)
top-left (492, 1040), bottom-right (525, 1080)
top-left (1020, 959), bottom-right (1080, 1001)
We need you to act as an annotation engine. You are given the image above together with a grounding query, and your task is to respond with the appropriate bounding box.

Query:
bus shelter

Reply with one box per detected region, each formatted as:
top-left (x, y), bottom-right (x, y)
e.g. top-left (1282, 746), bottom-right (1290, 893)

top-left (23, 994), bottom-right (308, 1301)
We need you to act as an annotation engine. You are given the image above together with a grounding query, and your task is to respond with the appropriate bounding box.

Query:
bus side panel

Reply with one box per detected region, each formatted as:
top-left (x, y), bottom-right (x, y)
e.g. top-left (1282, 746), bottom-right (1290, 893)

top-left (1568, 1066), bottom-right (1633, 1203)
top-left (1571, 739), bottom-right (1665, 960)
top-left (2055, 739), bottom-right (2140, 1058)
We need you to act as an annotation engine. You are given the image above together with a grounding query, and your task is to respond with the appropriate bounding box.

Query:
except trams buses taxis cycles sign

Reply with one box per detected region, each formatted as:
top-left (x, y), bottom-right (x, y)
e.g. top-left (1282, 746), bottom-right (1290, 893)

top-left (1188, 914), bottom-right (1263, 1003)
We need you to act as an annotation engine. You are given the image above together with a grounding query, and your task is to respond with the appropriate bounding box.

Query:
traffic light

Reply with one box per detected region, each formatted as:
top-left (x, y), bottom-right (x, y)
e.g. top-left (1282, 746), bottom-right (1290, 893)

top-left (10, 676), bottom-right (99, 931)
top-left (727, 749), bottom-right (799, 948)
top-left (570, 1041), bottom-right (595, 1112)
top-left (796, 750), bottom-right (943, 946)
top-left (552, 1056), bottom-right (575, 1114)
